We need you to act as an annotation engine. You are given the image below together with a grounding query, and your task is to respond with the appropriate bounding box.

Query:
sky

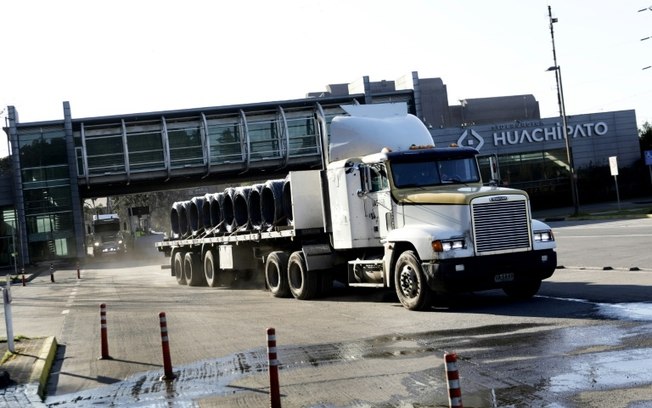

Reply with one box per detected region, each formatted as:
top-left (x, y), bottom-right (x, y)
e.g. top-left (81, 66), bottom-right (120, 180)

top-left (2, 1), bottom-right (652, 158)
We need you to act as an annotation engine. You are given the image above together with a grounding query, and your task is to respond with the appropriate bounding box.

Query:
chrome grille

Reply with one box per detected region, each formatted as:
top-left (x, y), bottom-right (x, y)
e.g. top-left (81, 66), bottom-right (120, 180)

top-left (472, 198), bottom-right (531, 254)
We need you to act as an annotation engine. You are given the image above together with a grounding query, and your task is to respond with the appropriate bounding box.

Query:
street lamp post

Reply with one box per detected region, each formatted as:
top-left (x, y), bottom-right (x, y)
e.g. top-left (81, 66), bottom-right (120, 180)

top-left (548, 6), bottom-right (580, 216)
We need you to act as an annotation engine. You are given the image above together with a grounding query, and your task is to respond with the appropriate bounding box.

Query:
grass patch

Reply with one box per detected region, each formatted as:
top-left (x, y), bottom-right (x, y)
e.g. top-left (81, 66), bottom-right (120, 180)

top-left (0, 335), bottom-right (30, 365)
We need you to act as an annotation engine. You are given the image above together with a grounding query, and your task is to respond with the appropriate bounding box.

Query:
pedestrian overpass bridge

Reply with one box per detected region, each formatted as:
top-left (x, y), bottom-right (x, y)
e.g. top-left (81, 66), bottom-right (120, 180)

top-left (4, 92), bottom-right (414, 265)
top-left (75, 96), bottom-right (365, 197)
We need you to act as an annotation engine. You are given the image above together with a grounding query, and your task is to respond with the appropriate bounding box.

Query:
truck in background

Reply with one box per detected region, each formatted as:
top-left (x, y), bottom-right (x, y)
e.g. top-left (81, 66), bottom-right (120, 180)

top-left (155, 103), bottom-right (557, 310)
top-left (91, 214), bottom-right (127, 257)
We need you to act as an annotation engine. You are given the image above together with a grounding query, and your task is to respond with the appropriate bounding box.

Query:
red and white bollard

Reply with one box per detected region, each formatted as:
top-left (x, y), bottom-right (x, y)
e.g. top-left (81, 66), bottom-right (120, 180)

top-left (267, 327), bottom-right (281, 408)
top-left (159, 312), bottom-right (175, 380)
top-left (444, 353), bottom-right (463, 408)
top-left (99, 303), bottom-right (111, 360)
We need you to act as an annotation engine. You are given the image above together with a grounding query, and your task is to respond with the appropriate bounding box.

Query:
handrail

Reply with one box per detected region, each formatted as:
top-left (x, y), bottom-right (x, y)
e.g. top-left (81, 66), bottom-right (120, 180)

top-left (80, 123), bottom-right (90, 186)
top-left (161, 116), bottom-right (171, 181)
top-left (315, 102), bottom-right (328, 169)
top-left (239, 109), bottom-right (250, 174)
top-left (277, 105), bottom-right (290, 168)
top-left (201, 113), bottom-right (210, 178)
top-left (121, 119), bottom-right (131, 185)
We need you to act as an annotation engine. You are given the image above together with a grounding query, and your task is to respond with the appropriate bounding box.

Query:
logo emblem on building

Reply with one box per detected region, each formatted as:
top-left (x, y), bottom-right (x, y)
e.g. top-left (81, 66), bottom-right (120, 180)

top-left (457, 129), bottom-right (484, 150)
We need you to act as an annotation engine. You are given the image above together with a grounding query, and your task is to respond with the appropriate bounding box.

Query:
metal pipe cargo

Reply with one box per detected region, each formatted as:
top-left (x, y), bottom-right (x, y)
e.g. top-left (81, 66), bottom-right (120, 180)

top-left (223, 188), bottom-right (236, 232)
top-left (261, 179), bottom-right (286, 227)
top-left (282, 178), bottom-right (293, 225)
top-left (233, 186), bottom-right (252, 231)
top-left (248, 184), bottom-right (264, 230)
top-left (189, 196), bottom-right (206, 235)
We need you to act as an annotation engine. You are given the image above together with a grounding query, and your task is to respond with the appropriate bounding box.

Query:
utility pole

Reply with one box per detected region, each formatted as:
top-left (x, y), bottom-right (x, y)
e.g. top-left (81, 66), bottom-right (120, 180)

top-left (548, 5), bottom-right (580, 216)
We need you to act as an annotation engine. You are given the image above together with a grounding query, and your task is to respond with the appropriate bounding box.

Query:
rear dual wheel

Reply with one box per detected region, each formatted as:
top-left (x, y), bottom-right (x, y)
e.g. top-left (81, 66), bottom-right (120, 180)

top-left (288, 251), bottom-right (318, 300)
top-left (203, 249), bottom-right (219, 287)
top-left (265, 251), bottom-right (290, 298)
top-left (173, 251), bottom-right (186, 285)
top-left (184, 252), bottom-right (207, 287)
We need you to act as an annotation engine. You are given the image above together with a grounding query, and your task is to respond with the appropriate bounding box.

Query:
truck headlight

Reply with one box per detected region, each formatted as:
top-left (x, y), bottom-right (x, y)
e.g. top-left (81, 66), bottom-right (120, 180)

top-left (432, 238), bottom-right (465, 252)
top-left (94, 242), bottom-right (100, 247)
top-left (533, 230), bottom-right (554, 242)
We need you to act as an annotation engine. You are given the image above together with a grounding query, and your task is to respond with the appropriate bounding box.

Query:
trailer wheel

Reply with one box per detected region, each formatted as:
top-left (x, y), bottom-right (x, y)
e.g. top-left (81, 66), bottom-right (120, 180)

top-left (503, 279), bottom-right (541, 300)
top-left (288, 251), bottom-right (318, 300)
top-left (173, 251), bottom-right (186, 285)
top-left (265, 251), bottom-right (290, 298)
top-left (184, 252), bottom-right (206, 287)
top-left (394, 250), bottom-right (432, 311)
top-left (203, 249), bottom-right (219, 287)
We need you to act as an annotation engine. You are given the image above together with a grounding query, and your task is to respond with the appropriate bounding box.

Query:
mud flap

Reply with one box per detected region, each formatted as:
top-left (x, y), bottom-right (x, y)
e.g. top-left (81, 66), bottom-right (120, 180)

top-left (302, 244), bottom-right (335, 271)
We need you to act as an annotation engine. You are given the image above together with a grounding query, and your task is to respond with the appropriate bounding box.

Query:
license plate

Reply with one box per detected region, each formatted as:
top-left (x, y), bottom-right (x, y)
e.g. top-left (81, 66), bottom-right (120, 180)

top-left (494, 272), bottom-right (514, 283)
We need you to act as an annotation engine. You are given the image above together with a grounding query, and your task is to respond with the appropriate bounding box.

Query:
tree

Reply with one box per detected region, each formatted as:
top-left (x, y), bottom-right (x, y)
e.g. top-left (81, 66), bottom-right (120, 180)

top-left (0, 156), bottom-right (11, 175)
top-left (640, 121), bottom-right (652, 152)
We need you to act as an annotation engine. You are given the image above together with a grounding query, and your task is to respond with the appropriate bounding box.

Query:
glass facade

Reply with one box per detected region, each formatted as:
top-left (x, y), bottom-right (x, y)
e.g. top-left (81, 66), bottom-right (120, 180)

top-left (18, 126), bottom-right (76, 261)
top-left (0, 209), bottom-right (17, 268)
top-left (168, 121), bottom-right (203, 168)
top-left (478, 148), bottom-right (571, 206)
top-left (206, 119), bottom-right (242, 163)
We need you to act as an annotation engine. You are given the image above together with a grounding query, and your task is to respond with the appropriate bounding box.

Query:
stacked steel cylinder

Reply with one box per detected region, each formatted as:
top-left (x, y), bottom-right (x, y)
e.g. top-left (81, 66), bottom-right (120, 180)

top-left (169, 178), bottom-right (293, 238)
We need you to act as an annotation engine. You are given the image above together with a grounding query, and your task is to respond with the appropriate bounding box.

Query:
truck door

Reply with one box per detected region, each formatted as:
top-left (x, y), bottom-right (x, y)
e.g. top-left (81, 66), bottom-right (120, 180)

top-left (365, 164), bottom-right (393, 239)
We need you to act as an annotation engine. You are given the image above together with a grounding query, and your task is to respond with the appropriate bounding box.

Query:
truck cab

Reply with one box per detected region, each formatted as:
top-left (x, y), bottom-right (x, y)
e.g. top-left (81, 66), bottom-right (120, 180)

top-left (336, 146), bottom-right (556, 310)
top-left (91, 214), bottom-right (126, 256)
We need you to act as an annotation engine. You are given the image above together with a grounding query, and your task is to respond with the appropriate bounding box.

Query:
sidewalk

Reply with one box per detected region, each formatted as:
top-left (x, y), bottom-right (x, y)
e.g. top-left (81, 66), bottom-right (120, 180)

top-left (0, 337), bottom-right (55, 407)
top-left (0, 264), bottom-right (59, 407)
top-left (532, 197), bottom-right (652, 221)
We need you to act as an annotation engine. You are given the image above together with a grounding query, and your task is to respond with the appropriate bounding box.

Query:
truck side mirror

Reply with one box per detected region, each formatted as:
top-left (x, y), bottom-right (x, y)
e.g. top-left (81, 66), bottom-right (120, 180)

top-left (358, 165), bottom-right (372, 197)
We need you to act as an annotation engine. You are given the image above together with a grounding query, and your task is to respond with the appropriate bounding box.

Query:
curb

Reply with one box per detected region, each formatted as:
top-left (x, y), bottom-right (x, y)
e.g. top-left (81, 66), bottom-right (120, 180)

top-left (29, 336), bottom-right (57, 400)
top-left (542, 213), bottom-right (652, 222)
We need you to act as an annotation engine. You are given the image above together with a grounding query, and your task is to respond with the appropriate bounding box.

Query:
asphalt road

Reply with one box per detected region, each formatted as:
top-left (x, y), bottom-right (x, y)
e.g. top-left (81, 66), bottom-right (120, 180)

top-left (2, 219), bottom-right (651, 407)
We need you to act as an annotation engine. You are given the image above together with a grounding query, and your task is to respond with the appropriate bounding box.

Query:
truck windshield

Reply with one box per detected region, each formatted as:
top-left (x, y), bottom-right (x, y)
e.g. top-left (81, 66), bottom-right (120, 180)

top-left (391, 157), bottom-right (480, 188)
top-left (95, 223), bottom-right (120, 234)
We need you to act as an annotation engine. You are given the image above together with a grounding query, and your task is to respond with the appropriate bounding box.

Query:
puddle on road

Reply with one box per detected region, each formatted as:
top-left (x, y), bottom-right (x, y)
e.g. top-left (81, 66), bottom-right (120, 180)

top-left (597, 302), bottom-right (652, 321)
top-left (548, 348), bottom-right (652, 393)
top-left (45, 318), bottom-right (652, 407)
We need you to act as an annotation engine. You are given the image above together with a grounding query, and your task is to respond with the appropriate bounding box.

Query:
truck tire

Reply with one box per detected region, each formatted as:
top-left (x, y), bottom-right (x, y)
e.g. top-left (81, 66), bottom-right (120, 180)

top-left (394, 250), bottom-right (432, 311)
top-left (265, 251), bottom-right (290, 298)
top-left (173, 251), bottom-right (186, 285)
top-left (203, 249), bottom-right (219, 287)
top-left (184, 252), bottom-right (206, 287)
top-left (503, 279), bottom-right (541, 300)
top-left (288, 251), bottom-right (318, 300)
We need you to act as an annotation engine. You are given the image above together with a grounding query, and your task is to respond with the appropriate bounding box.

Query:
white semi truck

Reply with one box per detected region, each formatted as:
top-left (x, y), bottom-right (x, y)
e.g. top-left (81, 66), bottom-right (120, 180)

top-left (155, 103), bottom-right (557, 310)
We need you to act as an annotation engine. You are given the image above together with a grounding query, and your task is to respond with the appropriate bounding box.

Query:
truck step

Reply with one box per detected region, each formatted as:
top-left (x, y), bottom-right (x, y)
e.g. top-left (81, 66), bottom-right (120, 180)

top-left (348, 259), bottom-right (384, 286)
top-left (348, 282), bottom-right (385, 288)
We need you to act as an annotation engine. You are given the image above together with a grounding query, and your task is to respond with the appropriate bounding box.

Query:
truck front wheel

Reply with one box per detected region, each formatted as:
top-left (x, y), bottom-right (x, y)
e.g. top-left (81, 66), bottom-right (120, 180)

top-left (288, 251), bottom-right (318, 300)
top-left (394, 251), bottom-right (432, 311)
top-left (265, 251), bottom-right (290, 298)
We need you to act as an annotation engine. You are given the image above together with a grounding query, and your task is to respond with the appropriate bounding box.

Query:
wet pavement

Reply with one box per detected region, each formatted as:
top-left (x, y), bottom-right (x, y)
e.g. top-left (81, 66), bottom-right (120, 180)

top-left (41, 303), bottom-right (652, 407)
